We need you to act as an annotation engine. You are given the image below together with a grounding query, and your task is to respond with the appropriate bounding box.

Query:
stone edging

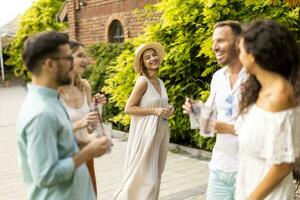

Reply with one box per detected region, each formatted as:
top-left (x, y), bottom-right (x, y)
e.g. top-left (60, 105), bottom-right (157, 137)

top-left (111, 128), bottom-right (211, 161)
top-left (168, 143), bottom-right (211, 161)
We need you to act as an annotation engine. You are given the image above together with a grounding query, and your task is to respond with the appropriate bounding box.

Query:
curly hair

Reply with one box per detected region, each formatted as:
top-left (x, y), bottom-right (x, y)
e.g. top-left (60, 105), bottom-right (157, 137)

top-left (239, 20), bottom-right (300, 114)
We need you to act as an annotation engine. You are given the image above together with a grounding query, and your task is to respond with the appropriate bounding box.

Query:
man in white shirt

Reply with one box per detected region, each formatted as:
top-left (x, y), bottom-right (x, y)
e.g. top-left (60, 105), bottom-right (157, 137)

top-left (183, 21), bottom-right (248, 200)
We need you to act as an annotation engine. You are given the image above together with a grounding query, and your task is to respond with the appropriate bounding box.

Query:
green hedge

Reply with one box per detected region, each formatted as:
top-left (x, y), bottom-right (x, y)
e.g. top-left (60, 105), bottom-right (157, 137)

top-left (85, 0), bottom-right (299, 150)
top-left (83, 42), bottom-right (134, 131)
top-left (5, 0), bottom-right (66, 80)
top-left (9, 0), bottom-right (299, 150)
top-left (85, 0), bottom-right (299, 151)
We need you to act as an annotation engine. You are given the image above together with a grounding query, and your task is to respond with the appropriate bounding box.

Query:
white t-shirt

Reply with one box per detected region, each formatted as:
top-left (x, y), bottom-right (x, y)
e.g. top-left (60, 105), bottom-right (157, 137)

top-left (206, 66), bottom-right (248, 172)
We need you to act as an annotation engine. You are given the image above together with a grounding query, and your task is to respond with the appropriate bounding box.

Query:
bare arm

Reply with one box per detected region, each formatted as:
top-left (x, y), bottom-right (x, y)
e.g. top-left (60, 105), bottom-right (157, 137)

top-left (125, 77), bottom-right (157, 115)
top-left (74, 80), bottom-right (100, 134)
top-left (125, 77), bottom-right (157, 116)
top-left (214, 121), bottom-right (236, 135)
top-left (247, 163), bottom-right (294, 200)
top-left (71, 112), bottom-right (99, 132)
top-left (125, 77), bottom-right (171, 119)
top-left (72, 137), bottom-right (110, 168)
top-left (59, 82), bottom-right (98, 133)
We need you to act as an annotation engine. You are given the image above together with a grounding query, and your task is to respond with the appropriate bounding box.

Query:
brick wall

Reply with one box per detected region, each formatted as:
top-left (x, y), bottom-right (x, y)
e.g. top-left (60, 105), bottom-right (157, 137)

top-left (66, 0), bottom-right (160, 45)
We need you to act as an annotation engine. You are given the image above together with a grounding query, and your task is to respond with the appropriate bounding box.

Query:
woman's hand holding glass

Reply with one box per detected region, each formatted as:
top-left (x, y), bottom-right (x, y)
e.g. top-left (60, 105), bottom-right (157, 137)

top-left (80, 111), bottom-right (100, 133)
top-left (168, 104), bottom-right (174, 116)
top-left (155, 105), bottom-right (173, 120)
top-left (93, 93), bottom-right (107, 105)
top-left (182, 98), bottom-right (192, 114)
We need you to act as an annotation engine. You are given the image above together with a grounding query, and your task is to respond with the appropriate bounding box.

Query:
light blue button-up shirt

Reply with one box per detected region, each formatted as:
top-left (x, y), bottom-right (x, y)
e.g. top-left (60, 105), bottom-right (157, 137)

top-left (17, 84), bottom-right (96, 200)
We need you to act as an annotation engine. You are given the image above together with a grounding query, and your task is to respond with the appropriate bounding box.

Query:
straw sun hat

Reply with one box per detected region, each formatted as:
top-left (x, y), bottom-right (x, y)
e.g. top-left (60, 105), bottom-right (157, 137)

top-left (133, 42), bottom-right (165, 73)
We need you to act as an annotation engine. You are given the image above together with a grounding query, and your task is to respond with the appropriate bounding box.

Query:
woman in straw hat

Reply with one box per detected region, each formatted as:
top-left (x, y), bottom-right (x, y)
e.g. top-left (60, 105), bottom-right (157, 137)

top-left (113, 42), bottom-right (173, 200)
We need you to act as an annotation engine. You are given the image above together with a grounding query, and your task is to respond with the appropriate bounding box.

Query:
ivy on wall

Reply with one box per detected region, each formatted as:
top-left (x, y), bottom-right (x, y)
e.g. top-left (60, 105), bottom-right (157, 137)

top-left (7, 0), bottom-right (299, 150)
top-left (5, 0), bottom-right (66, 80)
top-left (88, 0), bottom-right (298, 150)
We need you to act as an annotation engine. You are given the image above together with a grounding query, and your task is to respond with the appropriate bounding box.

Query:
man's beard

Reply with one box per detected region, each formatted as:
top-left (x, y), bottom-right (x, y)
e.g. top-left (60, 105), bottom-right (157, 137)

top-left (56, 75), bottom-right (71, 86)
top-left (55, 70), bottom-right (72, 86)
top-left (222, 45), bottom-right (239, 66)
top-left (55, 61), bottom-right (73, 86)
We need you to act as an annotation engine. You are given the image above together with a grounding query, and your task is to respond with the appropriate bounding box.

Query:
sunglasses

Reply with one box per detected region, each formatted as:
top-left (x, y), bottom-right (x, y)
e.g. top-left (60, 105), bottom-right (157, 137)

top-left (225, 95), bottom-right (234, 117)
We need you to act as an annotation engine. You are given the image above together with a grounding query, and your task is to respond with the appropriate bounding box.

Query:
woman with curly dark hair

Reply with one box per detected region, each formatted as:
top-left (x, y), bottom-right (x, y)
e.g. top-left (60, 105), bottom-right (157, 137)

top-left (235, 20), bottom-right (300, 199)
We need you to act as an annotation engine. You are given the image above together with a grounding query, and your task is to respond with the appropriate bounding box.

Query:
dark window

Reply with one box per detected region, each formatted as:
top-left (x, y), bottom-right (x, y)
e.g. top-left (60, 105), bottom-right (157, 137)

top-left (108, 20), bottom-right (124, 43)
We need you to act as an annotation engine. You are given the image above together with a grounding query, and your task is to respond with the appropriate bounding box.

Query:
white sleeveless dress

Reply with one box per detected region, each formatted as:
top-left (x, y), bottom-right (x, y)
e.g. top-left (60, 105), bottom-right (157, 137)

top-left (235, 104), bottom-right (300, 200)
top-left (113, 76), bottom-right (170, 200)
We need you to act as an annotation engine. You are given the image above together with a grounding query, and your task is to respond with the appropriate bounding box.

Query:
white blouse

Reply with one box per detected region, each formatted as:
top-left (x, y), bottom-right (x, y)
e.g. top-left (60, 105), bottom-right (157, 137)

top-left (235, 104), bottom-right (300, 200)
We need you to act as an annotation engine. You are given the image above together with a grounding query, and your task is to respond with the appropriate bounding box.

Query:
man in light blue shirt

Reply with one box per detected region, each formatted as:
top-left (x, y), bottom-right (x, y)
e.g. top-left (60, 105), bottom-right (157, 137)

top-left (17, 31), bottom-right (110, 200)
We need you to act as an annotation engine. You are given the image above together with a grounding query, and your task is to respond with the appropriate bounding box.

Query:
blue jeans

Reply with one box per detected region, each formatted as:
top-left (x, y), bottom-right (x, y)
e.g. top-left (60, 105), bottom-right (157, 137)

top-left (206, 169), bottom-right (237, 200)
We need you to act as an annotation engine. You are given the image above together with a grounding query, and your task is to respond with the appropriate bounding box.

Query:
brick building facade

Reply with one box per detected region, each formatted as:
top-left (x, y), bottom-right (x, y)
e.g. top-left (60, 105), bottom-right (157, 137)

top-left (58, 0), bottom-right (160, 45)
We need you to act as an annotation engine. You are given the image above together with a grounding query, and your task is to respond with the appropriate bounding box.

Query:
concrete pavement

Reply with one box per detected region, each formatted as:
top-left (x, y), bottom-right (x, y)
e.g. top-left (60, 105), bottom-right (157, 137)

top-left (0, 84), bottom-right (208, 200)
top-left (0, 86), bottom-right (27, 200)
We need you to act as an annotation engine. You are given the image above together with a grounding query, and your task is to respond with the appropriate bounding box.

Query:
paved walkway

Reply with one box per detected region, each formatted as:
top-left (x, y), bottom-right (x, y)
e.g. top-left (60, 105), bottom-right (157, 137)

top-left (0, 84), bottom-right (208, 200)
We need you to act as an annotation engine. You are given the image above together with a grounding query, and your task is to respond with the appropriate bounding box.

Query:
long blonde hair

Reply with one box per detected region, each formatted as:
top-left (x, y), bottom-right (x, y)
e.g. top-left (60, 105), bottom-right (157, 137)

top-left (69, 40), bottom-right (85, 92)
top-left (68, 40), bottom-right (92, 105)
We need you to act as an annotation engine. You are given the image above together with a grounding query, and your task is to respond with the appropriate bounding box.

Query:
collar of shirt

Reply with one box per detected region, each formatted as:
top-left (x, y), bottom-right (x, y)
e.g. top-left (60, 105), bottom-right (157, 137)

top-left (27, 83), bottom-right (59, 99)
top-left (222, 66), bottom-right (248, 93)
top-left (210, 66), bottom-right (248, 122)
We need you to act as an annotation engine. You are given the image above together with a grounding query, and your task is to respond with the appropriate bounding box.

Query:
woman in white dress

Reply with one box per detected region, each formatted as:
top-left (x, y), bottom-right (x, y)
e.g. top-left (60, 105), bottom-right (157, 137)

top-left (113, 42), bottom-right (174, 200)
top-left (234, 20), bottom-right (300, 199)
top-left (58, 40), bottom-right (109, 196)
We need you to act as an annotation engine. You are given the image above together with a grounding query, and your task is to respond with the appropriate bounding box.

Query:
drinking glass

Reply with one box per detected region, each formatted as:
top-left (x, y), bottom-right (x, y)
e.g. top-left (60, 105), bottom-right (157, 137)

top-left (199, 104), bottom-right (216, 137)
top-left (189, 99), bottom-right (202, 129)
